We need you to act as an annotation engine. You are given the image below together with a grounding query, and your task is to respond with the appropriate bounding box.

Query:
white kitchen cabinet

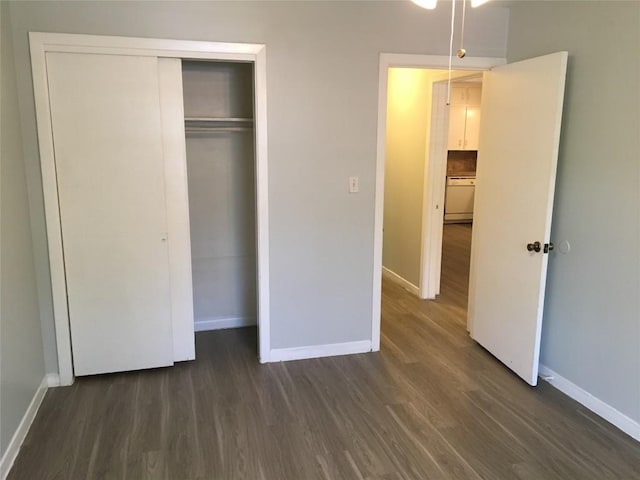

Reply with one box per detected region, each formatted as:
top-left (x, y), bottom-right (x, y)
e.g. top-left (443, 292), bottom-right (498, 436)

top-left (464, 106), bottom-right (481, 150)
top-left (450, 86), bottom-right (468, 105)
top-left (450, 85), bottom-right (482, 106)
top-left (448, 84), bottom-right (482, 150)
top-left (448, 105), bottom-right (468, 149)
top-left (466, 86), bottom-right (482, 106)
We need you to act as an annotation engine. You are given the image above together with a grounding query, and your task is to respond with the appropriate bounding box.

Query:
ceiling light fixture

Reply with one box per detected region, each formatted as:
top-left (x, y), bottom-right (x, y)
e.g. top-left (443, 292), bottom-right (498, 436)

top-left (410, 0), bottom-right (437, 9)
top-left (411, 0), bottom-right (490, 9)
top-left (410, 0), bottom-right (491, 104)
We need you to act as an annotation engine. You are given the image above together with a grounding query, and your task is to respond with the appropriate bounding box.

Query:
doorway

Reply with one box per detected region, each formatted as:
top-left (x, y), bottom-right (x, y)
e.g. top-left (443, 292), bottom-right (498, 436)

top-left (381, 68), bottom-right (481, 301)
top-left (373, 51), bottom-right (569, 387)
top-left (371, 54), bottom-right (503, 350)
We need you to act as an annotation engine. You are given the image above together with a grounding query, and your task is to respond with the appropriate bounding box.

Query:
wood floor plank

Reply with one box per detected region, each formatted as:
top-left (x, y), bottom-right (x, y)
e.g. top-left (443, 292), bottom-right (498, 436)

top-left (7, 224), bottom-right (640, 479)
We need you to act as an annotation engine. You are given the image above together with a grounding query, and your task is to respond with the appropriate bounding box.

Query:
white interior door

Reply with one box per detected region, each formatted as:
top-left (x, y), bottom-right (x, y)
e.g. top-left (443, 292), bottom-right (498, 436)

top-left (47, 52), bottom-right (175, 376)
top-left (468, 52), bottom-right (568, 386)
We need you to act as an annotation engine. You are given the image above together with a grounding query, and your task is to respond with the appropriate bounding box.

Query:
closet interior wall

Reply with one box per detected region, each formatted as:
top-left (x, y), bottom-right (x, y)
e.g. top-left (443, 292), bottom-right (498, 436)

top-left (181, 60), bottom-right (257, 331)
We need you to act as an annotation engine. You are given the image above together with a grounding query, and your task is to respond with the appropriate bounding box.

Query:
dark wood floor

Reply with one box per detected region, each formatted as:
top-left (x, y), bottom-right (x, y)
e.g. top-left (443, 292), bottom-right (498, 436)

top-left (9, 224), bottom-right (640, 479)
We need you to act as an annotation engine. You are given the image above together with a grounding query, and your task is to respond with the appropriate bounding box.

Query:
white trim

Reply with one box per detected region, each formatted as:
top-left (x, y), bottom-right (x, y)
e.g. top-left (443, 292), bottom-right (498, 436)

top-left (28, 32), bottom-right (264, 59)
top-left (270, 340), bottom-right (372, 362)
top-left (29, 32), bottom-right (271, 382)
top-left (0, 377), bottom-right (48, 479)
top-left (29, 35), bottom-right (74, 386)
top-left (382, 267), bottom-right (421, 297)
top-left (419, 81), bottom-right (450, 300)
top-left (45, 373), bottom-right (61, 388)
top-left (372, 53), bottom-right (505, 354)
top-left (371, 56), bottom-right (388, 352)
top-left (379, 53), bottom-right (506, 71)
top-left (254, 45), bottom-right (271, 364)
top-left (539, 365), bottom-right (640, 442)
top-left (194, 316), bottom-right (256, 332)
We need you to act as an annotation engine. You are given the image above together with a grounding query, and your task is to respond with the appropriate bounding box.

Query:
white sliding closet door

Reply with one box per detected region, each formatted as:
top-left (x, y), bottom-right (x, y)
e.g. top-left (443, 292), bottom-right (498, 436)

top-left (47, 52), bottom-right (174, 375)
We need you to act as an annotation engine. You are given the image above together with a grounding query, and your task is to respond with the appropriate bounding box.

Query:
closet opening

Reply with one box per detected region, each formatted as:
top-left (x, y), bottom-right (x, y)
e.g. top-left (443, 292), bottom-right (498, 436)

top-left (182, 60), bottom-right (258, 352)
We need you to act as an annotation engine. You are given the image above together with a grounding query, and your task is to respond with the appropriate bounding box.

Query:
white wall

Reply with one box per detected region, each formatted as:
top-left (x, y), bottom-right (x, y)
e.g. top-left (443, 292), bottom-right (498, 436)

top-left (7, 0), bottom-right (508, 359)
top-left (507, 1), bottom-right (640, 423)
top-left (0, 1), bottom-right (46, 457)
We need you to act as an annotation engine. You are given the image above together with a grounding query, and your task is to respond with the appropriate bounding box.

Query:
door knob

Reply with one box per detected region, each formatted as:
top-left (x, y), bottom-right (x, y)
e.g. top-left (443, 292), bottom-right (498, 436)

top-left (527, 241), bottom-right (541, 253)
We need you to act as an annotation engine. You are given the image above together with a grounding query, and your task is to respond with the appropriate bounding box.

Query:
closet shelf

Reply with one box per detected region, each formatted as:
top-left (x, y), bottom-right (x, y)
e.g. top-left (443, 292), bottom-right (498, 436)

top-left (184, 116), bottom-right (253, 123)
top-left (184, 117), bottom-right (254, 133)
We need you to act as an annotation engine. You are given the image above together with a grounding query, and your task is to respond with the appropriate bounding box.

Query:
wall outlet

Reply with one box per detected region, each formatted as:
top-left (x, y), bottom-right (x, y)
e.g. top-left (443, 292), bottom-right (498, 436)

top-left (349, 176), bottom-right (359, 193)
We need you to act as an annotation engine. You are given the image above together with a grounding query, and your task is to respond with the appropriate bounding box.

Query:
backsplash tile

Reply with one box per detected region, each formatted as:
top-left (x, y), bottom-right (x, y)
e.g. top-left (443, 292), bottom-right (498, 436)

top-left (447, 150), bottom-right (477, 176)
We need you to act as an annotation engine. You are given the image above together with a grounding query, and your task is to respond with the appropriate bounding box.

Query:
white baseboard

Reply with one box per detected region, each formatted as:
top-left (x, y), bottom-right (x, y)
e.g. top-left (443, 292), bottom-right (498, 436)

top-left (194, 316), bottom-right (256, 332)
top-left (539, 364), bottom-right (640, 442)
top-left (45, 373), bottom-right (60, 388)
top-left (0, 376), bottom-right (48, 479)
top-left (382, 266), bottom-right (420, 297)
top-left (270, 340), bottom-right (372, 362)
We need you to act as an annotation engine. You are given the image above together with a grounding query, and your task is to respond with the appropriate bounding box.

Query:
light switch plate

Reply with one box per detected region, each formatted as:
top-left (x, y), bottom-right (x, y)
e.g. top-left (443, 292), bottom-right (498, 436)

top-left (349, 176), bottom-right (359, 193)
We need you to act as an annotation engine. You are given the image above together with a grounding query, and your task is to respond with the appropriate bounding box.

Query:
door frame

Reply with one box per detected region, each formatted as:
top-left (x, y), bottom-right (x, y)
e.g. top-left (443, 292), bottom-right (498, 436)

top-left (421, 79), bottom-right (450, 300)
top-left (372, 53), bottom-right (505, 350)
top-left (423, 75), bottom-right (483, 300)
top-left (30, 33), bottom-right (271, 385)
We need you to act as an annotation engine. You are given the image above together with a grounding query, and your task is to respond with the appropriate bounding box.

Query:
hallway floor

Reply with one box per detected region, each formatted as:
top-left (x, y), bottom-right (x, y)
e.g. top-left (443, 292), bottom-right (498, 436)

top-left (8, 225), bottom-right (640, 479)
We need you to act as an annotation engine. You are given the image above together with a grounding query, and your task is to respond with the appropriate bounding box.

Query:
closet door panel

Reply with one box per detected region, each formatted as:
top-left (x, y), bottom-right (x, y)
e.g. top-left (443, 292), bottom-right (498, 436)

top-left (47, 52), bottom-right (174, 375)
top-left (158, 57), bottom-right (196, 362)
